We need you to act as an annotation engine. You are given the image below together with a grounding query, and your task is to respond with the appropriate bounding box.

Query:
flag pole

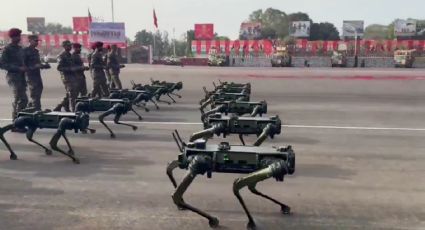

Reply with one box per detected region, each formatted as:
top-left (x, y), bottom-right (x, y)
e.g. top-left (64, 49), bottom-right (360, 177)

top-left (111, 0), bottom-right (115, 22)
top-left (153, 30), bottom-right (156, 62)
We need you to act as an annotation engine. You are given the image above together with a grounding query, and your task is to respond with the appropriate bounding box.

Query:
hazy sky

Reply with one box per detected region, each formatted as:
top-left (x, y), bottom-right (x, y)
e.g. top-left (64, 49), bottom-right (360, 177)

top-left (0, 0), bottom-right (423, 40)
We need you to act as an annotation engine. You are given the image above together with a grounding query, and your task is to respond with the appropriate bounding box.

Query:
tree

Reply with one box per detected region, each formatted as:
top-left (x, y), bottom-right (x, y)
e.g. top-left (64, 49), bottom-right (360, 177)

top-left (133, 30), bottom-right (172, 58)
top-left (288, 12), bottom-right (311, 22)
top-left (134, 30), bottom-right (154, 46)
top-left (309, 22), bottom-right (340, 41)
top-left (260, 27), bottom-right (277, 39)
top-left (41, 23), bottom-right (73, 34)
top-left (214, 33), bottom-right (230, 40)
top-left (364, 24), bottom-right (390, 39)
top-left (185, 30), bottom-right (195, 56)
top-left (246, 8), bottom-right (289, 39)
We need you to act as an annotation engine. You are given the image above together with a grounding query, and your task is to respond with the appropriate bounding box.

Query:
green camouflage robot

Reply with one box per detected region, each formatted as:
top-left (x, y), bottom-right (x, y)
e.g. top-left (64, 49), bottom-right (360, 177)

top-left (167, 130), bottom-right (295, 229)
top-left (0, 110), bottom-right (93, 163)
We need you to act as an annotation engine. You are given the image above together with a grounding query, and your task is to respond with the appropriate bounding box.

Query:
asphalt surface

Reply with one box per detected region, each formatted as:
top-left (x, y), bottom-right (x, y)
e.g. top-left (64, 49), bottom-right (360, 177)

top-left (0, 65), bottom-right (424, 230)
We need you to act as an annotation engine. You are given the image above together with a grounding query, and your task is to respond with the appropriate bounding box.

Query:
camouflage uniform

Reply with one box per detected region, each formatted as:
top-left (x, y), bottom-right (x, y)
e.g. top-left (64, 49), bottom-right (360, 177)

top-left (90, 49), bottom-right (109, 98)
top-left (57, 50), bottom-right (79, 111)
top-left (23, 45), bottom-right (43, 110)
top-left (103, 52), bottom-right (114, 88)
top-left (1, 43), bottom-right (28, 119)
top-left (71, 52), bottom-right (88, 97)
top-left (106, 49), bottom-right (122, 89)
top-left (87, 51), bottom-right (93, 71)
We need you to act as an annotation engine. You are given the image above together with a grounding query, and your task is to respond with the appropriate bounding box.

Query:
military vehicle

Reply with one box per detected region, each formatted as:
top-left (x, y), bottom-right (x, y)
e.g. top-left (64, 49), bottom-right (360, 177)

top-left (208, 54), bottom-right (226, 66)
top-left (167, 130), bottom-right (295, 229)
top-left (394, 49), bottom-right (416, 68)
top-left (163, 56), bottom-right (182, 66)
top-left (271, 46), bottom-right (292, 67)
top-left (208, 47), bottom-right (226, 66)
top-left (331, 44), bottom-right (348, 67)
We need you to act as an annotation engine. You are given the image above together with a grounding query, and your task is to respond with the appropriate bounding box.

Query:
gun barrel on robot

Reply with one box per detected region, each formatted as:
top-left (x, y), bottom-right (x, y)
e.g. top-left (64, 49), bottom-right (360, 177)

top-left (213, 81), bottom-right (251, 94)
top-left (190, 115), bottom-right (281, 145)
top-left (200, 100), bottom-right (268, 122)
top-left (150, 78), bottom-right (184, 95)
top-left (200, 85), bottom-right (250, 105)
top-left (199, 92), bottom-right (250, 112)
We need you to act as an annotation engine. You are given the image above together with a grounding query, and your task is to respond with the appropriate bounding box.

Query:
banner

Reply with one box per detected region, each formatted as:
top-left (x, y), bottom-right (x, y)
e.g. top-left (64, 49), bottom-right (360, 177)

top-left (239, 22), bottom-right (262, 40)
top-left (89, 22), bottom-right (126, 45)
top-left (417, 20), bottom-right (425, 36)
top-left (190, 39), bottom-right (425, 57)
top-left (73, 17), bottom-right (90, 32)
top-left (394, 19), bottom-right (416, 37)
top-left (342, 21), bottom-right (364, 38)
top-left (194, 24), bottom-right (214, 40)
top-left (27, 17), bottom-right (45, 33)
top-left (290, 21), bottom-right (311, 37)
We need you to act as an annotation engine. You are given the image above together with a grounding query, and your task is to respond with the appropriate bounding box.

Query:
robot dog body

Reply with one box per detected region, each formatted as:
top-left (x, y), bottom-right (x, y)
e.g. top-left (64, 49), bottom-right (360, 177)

top-left (167, 130), bottom-right (295, 229)
top-left (0, 111), bottom-right (91, 163)
top-left (193, 113), bottom-right (281, 145)
top-left (75, 98), bottom-right (142, 138)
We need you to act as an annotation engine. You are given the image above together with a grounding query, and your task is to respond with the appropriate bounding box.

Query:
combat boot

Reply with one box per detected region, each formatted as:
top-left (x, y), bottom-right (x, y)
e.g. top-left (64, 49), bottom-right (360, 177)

top-left (63, 102), bottom-right (70, 112)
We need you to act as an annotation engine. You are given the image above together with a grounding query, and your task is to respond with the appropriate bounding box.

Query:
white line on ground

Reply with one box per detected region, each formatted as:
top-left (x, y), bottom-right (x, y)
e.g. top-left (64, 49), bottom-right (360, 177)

top-left (1, 118), bottom-right (425, 132)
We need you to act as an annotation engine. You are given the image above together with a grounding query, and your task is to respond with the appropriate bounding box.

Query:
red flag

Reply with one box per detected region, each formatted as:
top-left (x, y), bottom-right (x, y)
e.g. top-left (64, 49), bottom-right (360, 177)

top-left (153, 9), bottom-right (158, 28)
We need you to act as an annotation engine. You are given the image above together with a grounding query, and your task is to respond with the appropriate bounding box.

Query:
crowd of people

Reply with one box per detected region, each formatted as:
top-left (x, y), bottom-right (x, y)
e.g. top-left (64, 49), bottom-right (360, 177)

top-left (0, 28), bottom-right (124, 132)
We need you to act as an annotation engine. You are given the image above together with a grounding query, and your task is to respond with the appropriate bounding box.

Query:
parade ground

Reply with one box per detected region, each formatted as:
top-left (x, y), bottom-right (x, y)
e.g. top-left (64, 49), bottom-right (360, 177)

top-left (0, 65), bottom-right (424, 230)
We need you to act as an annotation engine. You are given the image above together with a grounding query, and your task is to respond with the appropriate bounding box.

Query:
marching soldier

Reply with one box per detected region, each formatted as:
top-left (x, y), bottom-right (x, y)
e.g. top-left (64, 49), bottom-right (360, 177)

top-left (1, 28), bottom-right (28, 129)
top-left (90, 41), bottom-right (109, 98)
top-left (54, 40), bottom-right (79, 112)
top-left (71, 43), bottom-right (88, 97)
top-left (106, 44), bottom-right (123, 89)
top-left (104, 45), bottom-right (114, 88)
top-left (23, 35), bottom-right (50, 111)
top-left (87, 43), bottom-right (96, 81)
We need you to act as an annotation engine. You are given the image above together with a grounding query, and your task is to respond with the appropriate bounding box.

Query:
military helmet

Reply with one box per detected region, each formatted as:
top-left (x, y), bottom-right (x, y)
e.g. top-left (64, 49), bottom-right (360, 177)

top-left (72, 43), bottom-right (82, 49)
top-left (8, 28), bottom-right (22, 38)
top-left (28, 35), bottom-right (39, 41)
top-left (62, 40), bottom-right (72, 47)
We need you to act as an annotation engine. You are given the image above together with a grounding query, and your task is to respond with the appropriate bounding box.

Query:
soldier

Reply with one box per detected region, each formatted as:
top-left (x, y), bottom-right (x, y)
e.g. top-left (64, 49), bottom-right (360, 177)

top-left (72, 43), bottom-right (88, 97)
top-left (90, 41), bottom-right (109, 98)
top-left (86, 43), bottom-right (96, 93)
top-left (1, 28), bottom-right (28, 129)
top-left (107, 44), bottom-right (123, 89)
top-left (103, 45), bottom-right (114, 88)
top-left (23, 35), bottom-right (48, 111)
top-left (87, 43), bottom-right (96, 70)
top-left (54, 40), bottom-right (79, 112)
